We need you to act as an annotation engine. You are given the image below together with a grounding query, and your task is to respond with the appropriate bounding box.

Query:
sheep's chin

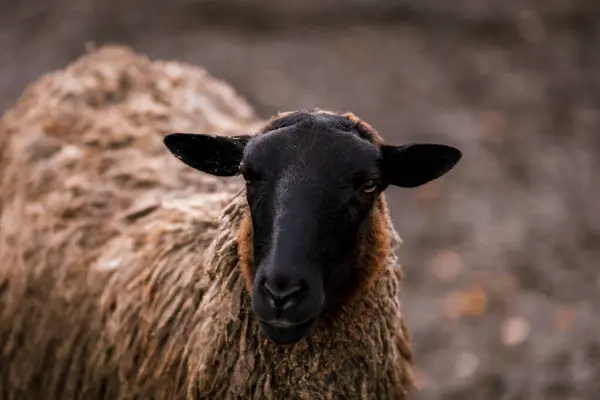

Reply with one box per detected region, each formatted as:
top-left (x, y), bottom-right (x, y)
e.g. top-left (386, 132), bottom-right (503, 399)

top-left (259, 317), bottom-right (318, 345)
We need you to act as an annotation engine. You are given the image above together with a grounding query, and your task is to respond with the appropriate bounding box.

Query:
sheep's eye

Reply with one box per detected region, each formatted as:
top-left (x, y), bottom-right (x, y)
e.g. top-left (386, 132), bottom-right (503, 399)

top-left (361, 180), bottom-right (377, 194)
top-left (241, 164), bottom-right (260, 186)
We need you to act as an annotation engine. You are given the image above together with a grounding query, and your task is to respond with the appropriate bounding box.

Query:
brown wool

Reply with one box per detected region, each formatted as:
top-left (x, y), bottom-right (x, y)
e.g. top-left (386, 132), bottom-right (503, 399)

top-left (0, 46), bottom-right (414, 399)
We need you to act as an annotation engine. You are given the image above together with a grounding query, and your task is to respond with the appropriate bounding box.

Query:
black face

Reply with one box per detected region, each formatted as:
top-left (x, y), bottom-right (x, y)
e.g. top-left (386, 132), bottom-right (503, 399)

top-left (163, 111), bottom-right (462, 345)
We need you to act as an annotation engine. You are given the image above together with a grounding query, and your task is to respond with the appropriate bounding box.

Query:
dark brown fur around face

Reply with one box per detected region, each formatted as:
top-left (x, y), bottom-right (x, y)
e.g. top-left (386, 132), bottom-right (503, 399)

top-left (259, 109), bottom-right (384, 146)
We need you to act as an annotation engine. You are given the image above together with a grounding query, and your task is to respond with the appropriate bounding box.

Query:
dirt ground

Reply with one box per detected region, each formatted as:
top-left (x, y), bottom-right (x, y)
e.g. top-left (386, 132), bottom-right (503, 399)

top-left (1, 1), bottom-right (599, 399)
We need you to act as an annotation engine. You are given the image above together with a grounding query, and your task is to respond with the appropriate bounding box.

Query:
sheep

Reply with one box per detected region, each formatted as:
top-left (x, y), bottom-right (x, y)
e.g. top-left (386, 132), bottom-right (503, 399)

top-left (161, 109), bottom-right (461, 399)
top-left (0, 46), bottom-right (462, 399)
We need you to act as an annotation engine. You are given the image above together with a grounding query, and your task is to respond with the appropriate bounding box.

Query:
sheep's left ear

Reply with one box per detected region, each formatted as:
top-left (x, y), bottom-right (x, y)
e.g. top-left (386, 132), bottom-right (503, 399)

top-left (380, 143), bottom-right (462, 188)
top-left (163, 133), bottom-right (252, 177)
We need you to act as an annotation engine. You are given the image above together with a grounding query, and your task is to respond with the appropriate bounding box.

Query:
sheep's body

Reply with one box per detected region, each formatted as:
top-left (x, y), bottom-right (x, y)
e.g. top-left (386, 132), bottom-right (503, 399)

top-left (0, 192), bottom-right (230, 399)
top-left (0, 46), bottom-right (414, 399)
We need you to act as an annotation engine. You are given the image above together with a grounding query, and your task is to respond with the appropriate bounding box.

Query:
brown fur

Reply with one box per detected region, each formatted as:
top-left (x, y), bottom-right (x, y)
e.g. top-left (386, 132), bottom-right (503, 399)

top-left (0, 46), bottom-right (414, 399)
top-left (186, 194), bottom-right (414, 399)
top-left (237, 207), bottom-right (255, 292)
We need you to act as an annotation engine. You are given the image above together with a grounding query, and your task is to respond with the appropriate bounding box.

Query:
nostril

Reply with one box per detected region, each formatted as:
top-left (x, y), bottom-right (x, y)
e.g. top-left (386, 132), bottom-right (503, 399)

top-left (264, 281), bottom-right (302, 299)
top-left (262, 280), bottom-right (305, 310)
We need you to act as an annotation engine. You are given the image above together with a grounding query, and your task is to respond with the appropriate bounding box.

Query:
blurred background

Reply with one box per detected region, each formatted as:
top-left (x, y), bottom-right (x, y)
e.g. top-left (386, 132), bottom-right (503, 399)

top-left (1, 0), bottom-right (599, 398)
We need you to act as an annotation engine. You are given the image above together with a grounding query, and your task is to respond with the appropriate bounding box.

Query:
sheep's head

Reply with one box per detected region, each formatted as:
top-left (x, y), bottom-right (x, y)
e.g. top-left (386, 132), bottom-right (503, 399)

top-left (164, 110), bottom-right (461, 345)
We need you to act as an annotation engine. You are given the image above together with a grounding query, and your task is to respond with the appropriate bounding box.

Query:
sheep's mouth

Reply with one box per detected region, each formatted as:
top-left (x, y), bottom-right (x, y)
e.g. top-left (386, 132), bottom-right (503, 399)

top-left (259, 317), bottom-right (318, 345)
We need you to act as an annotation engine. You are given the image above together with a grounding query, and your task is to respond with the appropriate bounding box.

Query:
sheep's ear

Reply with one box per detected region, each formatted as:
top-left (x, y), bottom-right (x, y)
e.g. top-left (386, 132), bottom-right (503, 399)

top-left (163, 133), bottom-right (252, 177)
top-left (380, 143), bottom-right (461, 188)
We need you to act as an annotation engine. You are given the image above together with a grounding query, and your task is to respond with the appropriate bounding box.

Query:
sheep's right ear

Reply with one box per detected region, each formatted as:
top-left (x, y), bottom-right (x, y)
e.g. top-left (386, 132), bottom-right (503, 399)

top-left (163, 133), bottom-right (252, 177)
top-left (380, 143), bottom-right (462, 188)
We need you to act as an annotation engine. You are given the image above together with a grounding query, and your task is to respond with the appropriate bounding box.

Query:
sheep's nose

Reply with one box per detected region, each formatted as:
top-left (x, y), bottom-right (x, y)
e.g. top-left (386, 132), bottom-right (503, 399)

top-left (262, 279), bottom-right (305, 311)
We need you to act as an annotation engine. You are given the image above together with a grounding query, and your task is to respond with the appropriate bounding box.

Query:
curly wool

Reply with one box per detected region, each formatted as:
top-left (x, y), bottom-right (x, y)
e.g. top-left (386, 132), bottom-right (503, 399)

top-left (188, 195), bottom-right (414, 399)
top-left (0, 46), bottom-right (414, 399)
top-left (0, 44), bottom-right (255, 399)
